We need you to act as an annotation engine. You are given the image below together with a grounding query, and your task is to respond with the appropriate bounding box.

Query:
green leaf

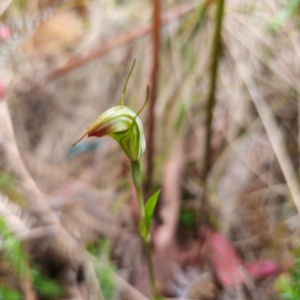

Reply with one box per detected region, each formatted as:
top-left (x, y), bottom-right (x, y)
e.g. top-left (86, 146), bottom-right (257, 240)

top-left (139, 189), bottom-right (161, 239)
top-left (31, 268), bottom-right (63, 298)
top-left (266, 0), bottom-right (300, 33)
top-left (0, 286), bottom-right (21, 300)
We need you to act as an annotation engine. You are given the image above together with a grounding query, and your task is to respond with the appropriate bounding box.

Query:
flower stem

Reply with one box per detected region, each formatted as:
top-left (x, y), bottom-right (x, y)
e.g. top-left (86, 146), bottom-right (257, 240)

top-left (130, 160), bottom-right (158, 299)
top-left (144, 239), bottom-right (158, 299)
top-left (131, 160), bottom-right (145, 218)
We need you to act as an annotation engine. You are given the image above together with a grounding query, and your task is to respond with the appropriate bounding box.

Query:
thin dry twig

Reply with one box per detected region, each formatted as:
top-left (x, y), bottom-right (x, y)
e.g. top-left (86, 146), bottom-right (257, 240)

top-left (46, 2), bottom-right (196, 81)
top-left (145, 0), bottom-right (161, 194)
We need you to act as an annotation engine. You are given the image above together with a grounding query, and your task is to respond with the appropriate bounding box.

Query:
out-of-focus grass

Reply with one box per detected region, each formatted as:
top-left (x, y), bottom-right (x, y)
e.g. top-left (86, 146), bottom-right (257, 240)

top-left (0, 217), bottom-right (63, 299)
top-left (88, 240), bottom-right (116, 300)
top-left (267, 0), bottom-right (300, 33)
top-left (2, 0), bottom-right (300, 298)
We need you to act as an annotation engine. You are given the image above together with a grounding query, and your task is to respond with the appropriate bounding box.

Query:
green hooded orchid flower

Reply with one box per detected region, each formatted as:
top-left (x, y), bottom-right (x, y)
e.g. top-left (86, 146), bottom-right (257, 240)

top-left (72, 105), bottom-right (146, 161)
top-left (73, 60), bottom-right (149, 161)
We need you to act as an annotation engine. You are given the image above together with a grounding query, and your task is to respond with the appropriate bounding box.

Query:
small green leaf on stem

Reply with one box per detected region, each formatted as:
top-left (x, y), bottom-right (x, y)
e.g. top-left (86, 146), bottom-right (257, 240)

top-left (139, 189), bottom-right (161, 239)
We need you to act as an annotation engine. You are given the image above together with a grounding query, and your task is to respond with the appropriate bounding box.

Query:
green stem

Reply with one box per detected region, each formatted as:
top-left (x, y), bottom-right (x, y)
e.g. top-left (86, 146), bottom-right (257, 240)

top-left (199, 0), bottom-right (225, 226)
top-left (144, 239), bottom-right (158, 299)
top-left (130, 160), bottom-right (158, 299)
top-left (204, 0), bottom-right (225, 178)
top-left (131, 160), bottom-right (145, 218)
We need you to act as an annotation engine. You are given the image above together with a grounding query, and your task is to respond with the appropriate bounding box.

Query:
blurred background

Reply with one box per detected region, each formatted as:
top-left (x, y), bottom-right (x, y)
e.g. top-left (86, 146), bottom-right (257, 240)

top-left (0, 0), bottom-right (300, 299)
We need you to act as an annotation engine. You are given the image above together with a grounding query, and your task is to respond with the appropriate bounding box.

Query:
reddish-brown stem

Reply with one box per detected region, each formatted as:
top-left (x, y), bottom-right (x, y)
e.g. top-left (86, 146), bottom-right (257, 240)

top-left (46, 2), bottom-right (195, 81)
top-left (145, 0), bottom-right (161, 195)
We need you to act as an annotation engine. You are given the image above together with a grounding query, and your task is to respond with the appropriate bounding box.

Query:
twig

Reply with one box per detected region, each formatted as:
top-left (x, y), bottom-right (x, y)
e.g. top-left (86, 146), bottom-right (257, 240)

top-left (145, 0), bottom-right (161, 194)
top-left (46, 2), bottom-right (196, 81)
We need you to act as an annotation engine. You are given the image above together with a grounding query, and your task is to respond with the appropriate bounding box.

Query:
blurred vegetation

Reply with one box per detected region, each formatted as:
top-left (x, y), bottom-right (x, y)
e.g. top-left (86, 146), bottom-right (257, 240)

top-left (0, 217), bottom-right (62, 299)
top-left (88, 241), bottom-right (116, 300)
top-left (277, 258), bottom-right (300, 300)
top-left (2, 0), bottom-right (300, 299)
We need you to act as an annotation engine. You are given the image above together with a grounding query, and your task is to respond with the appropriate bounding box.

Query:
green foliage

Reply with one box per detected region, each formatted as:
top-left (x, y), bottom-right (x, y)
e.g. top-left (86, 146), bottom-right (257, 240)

top-left (267, 0), bottom-right (300, 33)
top-left (0, 217), bottom-right (62, 299)
top-left (277, 258), bottom-right (300, 299)
top-left (12, 0), bottom-right (23, 6)
top-left (30, 268), bottom-right (63, 299)
top-left (181, 0), bottom-right (208, 56)
top-left (139, 189), bottom-right (161, 240)
top-left (0, 173), bottom-right (25, 205)
top-left (0, 218), bottom-right (27, 298)
top-left (179, 210), bottom-right (196, 229)
top-left (0, 218), bottom-right (26, 277)
top-left (0, 286), bottom-right (21, 300)
top-left (12, 0), bottom-right (26, 11)
top-left (88, 240), bottom-right (116, 300)
top-left (0, 173), bottom-right (14, 190)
